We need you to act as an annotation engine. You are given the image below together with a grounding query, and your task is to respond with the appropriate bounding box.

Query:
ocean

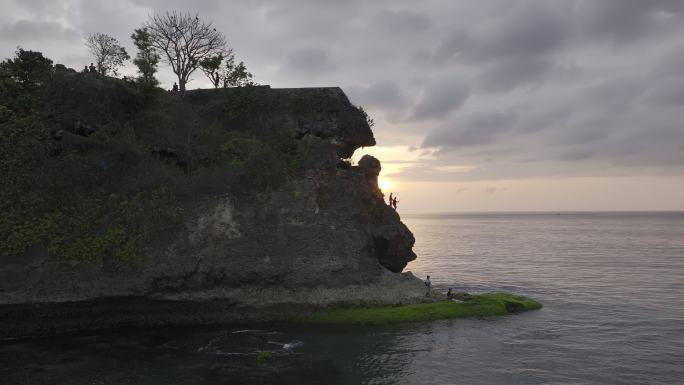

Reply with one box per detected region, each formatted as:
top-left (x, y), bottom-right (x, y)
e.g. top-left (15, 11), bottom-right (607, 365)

top-left (2, 212), bottom-right (683, 384)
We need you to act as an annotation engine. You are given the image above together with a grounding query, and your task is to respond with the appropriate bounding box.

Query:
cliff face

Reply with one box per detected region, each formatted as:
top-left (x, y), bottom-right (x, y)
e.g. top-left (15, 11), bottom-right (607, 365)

top-left (0, 74), bottom-right (424, 334)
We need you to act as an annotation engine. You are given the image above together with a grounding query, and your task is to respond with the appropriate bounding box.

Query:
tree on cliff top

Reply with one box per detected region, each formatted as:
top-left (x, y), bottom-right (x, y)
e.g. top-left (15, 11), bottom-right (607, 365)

top-left (199, 51), bottom-right (230, 88)
top-left (0, 48), bottom-right (53, 88)
top-left (85, 33), bottom-right (130, 76)
top-left (144, 11), bottom-right (227, 94)
top-left (224, 57), bottom-right (256, 87)
top-left (0, 48), bottom-right (53, 114)
top-left (131, 28), bottom-right (160, 86)
top-left (199, 50), bottom-right (256, 88)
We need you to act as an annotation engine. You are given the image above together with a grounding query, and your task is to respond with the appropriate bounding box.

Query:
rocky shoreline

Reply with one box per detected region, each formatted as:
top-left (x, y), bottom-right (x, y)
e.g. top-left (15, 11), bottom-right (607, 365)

top-left (1, 272), bottom-right (436, 338)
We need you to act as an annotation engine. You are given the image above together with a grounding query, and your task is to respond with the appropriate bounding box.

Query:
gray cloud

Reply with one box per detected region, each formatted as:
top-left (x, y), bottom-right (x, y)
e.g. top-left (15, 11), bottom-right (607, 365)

top-left (345, 80), bottom-right (410, 110)
top-left (556, 148), bottom-right (595, 162)
top-left (653, 45), bottom-right (684, 81)
top-left (431, 2), bottom-right (571, 93)
top-left (467, 3), bottom-right (570, 61)
top-left (432, 29), bottom-right (469, 63)
top-left (282, 47), bottom-right (336, 75)
top-left (373, 9), bottom-right (431, 35)
top-left (580, 77), bottom-right (649, 113)
top-left (1, 0), bottom-right (68, 15)
top-left (551, 120), bottom-right (611, 146)
top-left (574, 0), bottom-right (684, 44)
top-left (514, 106), bottom-right (574, 133)
top-left (646, 80), bottom-right (684, 106)
top-left (410, 77), bottom-right (470, 120)
top-left (0, 20), bottom-right (79, 42)
top-left (423, 110), bottom-right (518, 148)
top-left (477, 55), bottom-right (554, 92)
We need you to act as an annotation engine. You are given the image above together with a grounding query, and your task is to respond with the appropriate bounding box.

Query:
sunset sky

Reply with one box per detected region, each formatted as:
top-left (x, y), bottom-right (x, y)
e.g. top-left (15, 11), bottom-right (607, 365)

top-left (2, 0), bottom-right (684, 213)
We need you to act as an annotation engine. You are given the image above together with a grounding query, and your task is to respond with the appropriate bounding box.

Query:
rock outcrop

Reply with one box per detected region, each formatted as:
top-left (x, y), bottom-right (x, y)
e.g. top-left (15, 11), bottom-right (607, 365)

top-left (0, 74), bottom-right (423, 337)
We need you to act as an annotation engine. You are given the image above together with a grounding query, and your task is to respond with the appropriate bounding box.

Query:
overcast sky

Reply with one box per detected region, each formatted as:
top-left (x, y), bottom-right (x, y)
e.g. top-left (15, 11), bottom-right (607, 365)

top-left (2, 0), bottom-right (684, 212)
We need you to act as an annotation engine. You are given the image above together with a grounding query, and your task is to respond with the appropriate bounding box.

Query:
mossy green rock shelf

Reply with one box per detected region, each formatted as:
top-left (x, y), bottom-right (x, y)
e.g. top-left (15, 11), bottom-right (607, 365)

top-left (305, 293), bottom-right (542, 325)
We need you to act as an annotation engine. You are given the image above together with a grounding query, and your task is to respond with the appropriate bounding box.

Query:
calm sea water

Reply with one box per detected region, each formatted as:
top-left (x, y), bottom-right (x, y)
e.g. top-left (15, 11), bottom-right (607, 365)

top-left (2, 212), bottom-right (684, 385)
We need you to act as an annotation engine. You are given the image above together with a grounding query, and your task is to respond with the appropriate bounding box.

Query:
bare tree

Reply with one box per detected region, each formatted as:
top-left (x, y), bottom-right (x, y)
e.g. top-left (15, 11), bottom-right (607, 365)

top-left (144, 11), bottom-right (226, 94)
top-left (85, 33), bottom-right (130, 76)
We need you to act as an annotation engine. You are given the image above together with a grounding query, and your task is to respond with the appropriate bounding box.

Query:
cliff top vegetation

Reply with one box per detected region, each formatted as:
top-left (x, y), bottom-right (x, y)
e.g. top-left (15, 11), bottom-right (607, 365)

top-left (0, 47), bottom-right (373, 263)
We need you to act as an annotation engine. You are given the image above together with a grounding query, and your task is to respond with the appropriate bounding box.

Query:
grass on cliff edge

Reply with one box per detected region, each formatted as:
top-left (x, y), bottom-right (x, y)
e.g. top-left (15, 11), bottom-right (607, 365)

top-left (304, 293), bottom-right (542, 325)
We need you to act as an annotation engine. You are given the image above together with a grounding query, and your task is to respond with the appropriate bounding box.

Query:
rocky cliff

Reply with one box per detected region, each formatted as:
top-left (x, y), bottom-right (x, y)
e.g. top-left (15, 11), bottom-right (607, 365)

top-left (0, 72), bottom-right (426, 336)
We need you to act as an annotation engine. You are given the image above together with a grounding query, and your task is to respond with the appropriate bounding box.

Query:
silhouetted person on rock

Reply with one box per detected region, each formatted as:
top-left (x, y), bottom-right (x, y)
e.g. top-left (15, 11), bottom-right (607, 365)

top-left (392, 196), bottom-right (398, 210)
top-left (424, 275), bottom-right (432, 297)
top-left (172, 82), bottom-right (179, 94)
top-left (388, 192), bottom-right (393, 206)
top-left (89, 63), bottom-right (96, 73)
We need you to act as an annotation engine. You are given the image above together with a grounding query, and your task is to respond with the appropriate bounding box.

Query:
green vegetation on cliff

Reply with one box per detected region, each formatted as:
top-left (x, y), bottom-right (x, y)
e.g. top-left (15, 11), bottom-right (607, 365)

top-left (305, 293), bottom-right (542, 325)
top-left (0, 49), bottom-right (332, 262)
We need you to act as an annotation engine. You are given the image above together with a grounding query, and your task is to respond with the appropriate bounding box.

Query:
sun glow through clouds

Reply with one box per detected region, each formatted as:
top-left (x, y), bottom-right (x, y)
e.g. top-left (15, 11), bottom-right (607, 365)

top-left (378, 178), bottom-right (394, 191)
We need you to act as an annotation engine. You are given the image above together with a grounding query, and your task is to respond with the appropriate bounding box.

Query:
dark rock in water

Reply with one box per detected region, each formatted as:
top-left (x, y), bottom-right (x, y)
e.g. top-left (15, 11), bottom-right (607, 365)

top-left (0, 75), bottom-right (425, 337)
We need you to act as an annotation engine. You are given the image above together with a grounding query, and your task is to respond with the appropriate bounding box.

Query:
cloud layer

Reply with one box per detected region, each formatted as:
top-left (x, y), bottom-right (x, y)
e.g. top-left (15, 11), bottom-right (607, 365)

top-left (2, 0), bottom-right (684, 183)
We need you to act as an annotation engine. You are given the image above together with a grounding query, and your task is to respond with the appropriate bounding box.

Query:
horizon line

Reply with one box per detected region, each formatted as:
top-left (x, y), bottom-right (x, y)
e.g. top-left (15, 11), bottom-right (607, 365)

top-left (401, 210), bottom-right (684, 216)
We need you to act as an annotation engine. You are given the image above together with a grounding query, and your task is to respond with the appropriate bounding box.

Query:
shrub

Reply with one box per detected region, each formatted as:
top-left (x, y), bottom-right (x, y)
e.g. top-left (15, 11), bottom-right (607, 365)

top-left (355, 105), bottom-right (374, 127)
top-left (256, 351), bottom-right (272, 363)
top-left (220, 131), bottom-right (305, 194)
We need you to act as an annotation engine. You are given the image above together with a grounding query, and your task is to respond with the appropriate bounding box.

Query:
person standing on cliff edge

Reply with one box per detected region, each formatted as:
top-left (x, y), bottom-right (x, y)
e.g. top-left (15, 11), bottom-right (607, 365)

top-left (388, 192), bottom-right (393, 207)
